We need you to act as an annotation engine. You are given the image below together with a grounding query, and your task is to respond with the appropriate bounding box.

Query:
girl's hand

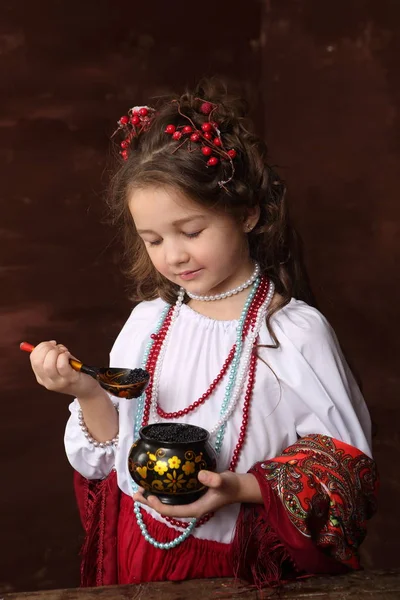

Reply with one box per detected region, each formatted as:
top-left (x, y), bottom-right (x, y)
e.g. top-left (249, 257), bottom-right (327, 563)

top-left (133, 470), bottom-right (254, 520)
top-left (29, 340), bottom-right (101, 399)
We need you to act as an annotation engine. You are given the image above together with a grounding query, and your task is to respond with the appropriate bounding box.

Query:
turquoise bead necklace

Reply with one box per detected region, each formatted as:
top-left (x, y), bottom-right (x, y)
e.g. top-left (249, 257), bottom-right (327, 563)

top-left (131, 278), bottom-right (260, 549)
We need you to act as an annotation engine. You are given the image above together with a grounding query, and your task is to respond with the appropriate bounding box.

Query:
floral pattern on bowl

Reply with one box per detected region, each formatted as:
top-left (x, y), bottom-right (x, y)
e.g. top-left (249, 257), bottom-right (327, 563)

top-left (128, 424), bottom-right (217, 505)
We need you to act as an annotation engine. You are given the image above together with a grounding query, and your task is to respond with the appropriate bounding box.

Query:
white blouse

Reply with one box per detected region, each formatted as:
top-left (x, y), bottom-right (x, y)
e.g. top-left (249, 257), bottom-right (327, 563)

top-left (64, 297), bottom-right (372, 544)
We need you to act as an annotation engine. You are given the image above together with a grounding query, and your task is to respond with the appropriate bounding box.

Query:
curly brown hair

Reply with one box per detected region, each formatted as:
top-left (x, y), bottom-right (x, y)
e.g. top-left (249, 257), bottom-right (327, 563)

top-left (107, 78), bottom-right (314, 346)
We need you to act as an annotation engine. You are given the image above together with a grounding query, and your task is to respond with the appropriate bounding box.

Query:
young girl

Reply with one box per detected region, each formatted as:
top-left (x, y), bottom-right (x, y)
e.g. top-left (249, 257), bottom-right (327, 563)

top-left (29, 80), bottom-right (378, 588)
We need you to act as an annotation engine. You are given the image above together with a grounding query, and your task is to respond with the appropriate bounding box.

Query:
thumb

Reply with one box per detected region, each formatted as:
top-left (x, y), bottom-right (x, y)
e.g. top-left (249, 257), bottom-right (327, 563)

top-left (198, 470), bottom-right (222, 488)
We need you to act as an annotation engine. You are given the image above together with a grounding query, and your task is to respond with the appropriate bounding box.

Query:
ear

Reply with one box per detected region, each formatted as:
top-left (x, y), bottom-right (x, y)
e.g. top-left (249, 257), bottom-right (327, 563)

top-left (243, 205), bottom-right (261, 233)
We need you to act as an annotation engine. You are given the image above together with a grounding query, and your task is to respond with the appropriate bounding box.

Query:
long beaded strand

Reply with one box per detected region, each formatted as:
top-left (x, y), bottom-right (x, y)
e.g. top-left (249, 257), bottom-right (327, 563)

top-left (131, 298), bottom-right (197, 548)
top-left (132, 282), bottom-right (257, 548)
top-left (131, 278), bottom-right (273, 548)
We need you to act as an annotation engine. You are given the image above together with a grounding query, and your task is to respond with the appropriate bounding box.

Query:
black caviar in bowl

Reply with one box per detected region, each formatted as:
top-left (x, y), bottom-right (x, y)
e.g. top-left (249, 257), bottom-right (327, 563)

top-left (128, 423), bottom-right (217, 505)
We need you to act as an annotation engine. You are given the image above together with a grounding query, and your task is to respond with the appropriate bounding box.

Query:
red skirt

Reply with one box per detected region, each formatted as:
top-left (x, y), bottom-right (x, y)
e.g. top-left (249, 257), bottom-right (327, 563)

top-left (118, 493), bottom-right (234, 584)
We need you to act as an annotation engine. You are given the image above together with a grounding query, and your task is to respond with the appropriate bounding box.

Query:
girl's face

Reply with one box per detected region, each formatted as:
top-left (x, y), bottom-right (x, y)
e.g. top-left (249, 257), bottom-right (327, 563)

top-left (128, 186), bottom-right (257, 296)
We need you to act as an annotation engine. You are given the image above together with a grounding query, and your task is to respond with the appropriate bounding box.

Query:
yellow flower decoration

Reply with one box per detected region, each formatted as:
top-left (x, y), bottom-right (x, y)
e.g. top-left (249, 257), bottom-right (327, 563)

top-left (154, 460), bottom-right (168, 475)
top-left (168, 456), bottom-right (181, 469)
top-left (163, 470), bottom-right (186, 492)
top-left (182, 460), bottom-right (195, 476)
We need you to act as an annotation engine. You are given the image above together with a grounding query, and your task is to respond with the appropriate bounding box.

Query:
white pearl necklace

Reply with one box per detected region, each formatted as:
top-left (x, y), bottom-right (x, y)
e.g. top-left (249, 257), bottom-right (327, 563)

top-left (185, 263), bottom-right (260, 301)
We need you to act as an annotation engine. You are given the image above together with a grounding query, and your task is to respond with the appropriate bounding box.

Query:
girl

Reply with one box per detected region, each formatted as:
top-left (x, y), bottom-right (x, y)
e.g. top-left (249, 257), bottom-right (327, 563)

top-left (29, 80), bottom-right (378, 588)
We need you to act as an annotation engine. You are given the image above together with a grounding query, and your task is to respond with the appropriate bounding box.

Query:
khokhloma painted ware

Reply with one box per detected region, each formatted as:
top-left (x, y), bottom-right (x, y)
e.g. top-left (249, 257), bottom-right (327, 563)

top-left (128, 423), bottom-right (217, 505)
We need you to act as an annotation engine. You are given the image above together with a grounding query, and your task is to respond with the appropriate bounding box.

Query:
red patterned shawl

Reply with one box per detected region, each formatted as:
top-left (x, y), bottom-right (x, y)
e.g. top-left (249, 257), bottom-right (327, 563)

top-left (232, 434), bottom-right (378, 586)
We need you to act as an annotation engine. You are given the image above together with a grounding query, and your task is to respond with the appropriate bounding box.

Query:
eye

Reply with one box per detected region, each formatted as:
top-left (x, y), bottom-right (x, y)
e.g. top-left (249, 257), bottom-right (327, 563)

top-left (146, 239), bottom-right (162, 247)
top-left (184, 230), bottom-right (202, 239)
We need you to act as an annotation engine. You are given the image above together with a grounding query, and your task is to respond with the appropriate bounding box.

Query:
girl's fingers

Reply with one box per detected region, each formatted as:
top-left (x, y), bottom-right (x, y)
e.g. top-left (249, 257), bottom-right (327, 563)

top-left (132, 490), bottom-right (154, 507)
top-left (197, 470), bottom-right (224, 490)
top-left (41, 346), bottom-right (63, 377)
top-left (132, 490), bottom-right (200, 518)
top-left (30, 342), bottom-right (56, 374)
top-left (30, 341), bottom-right (56, 362)
top-left (132, 489), bottom-right (151, 507)
top-left (41, 345), bottom-right (71, 379)
top-left (56, 350), bottom-right (75, 378)
top-left (35, 374), bottom-right (44, 386)
top-left (28, 340), bottom-right (84, 394)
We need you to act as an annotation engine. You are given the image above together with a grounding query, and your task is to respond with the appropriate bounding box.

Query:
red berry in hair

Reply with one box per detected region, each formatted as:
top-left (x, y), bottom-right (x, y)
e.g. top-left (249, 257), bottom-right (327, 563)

top-left (200, 102), bottom-right (213, 115)
top-left (121, 150), bottom-right (129, 160)
top-left (190, 132), bottom-right (200, 142)
top-left (130, 115), bottom-right (140, 125)
top-left (211, 121), bottom-right (219, 128)
top-left (139, 107), bottom-right (148, 116)
top-left (172, 131), bottom-right (182, 140)
top-left (203, 132), bottom-right (212, 140)
top-left (201, 122), bottom-right (213, 132)
top-left (183, 125), bottom-right (193, 134)
top-left (227, 149), bottom-right (237, 159)
top-left (207, 156), bottom-right (219, 166)
top-left (165, 124), bottom-right (176, 134)
top-left (120, 115), bottom-right (129, 125)
top-left (201, 146), bottom-right (213, 156)
top-left (120, 140), bottom-right (129, 149)
top-left (213, 137), bottom-right (222, 146)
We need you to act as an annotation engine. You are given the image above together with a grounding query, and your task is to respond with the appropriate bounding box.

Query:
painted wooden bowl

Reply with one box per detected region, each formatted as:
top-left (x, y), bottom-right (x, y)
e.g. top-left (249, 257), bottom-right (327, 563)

top-left (128, 423), bottom-right (217, 505)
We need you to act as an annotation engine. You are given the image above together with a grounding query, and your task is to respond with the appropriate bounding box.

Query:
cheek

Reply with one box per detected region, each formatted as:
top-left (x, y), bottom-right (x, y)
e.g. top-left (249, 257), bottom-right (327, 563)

top-left (147, 248), bottom-right (161, 266)
top-left (147, 248), bottom-right (168, 274)
top-left (204, 232), bottom-right (239, 261)
top-left (190, 244), bottom-right (213, 264)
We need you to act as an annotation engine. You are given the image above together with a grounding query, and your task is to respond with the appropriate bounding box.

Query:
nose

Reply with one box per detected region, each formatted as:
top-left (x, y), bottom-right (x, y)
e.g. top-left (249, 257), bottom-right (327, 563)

top-left (163, 239), bottom-right (190, 268)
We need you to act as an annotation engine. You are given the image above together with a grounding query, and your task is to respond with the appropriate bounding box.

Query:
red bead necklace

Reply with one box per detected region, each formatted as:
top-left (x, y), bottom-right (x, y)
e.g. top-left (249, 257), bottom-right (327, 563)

top-left (141, 278), bottom-right (269, 529)
top-left (155, 276), bottom-right (269, 419)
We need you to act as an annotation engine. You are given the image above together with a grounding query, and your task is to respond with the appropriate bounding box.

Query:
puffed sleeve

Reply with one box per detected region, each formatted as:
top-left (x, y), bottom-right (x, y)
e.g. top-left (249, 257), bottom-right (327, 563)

top-left (64, 396), bottom-right (119, 480)
top-left (267, 300), bottom-right (372, 457)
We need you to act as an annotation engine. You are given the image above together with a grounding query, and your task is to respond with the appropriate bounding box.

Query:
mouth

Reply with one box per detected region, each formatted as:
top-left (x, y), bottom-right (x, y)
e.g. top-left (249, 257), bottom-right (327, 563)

top-left (177, 269), bottom-right (203, 280)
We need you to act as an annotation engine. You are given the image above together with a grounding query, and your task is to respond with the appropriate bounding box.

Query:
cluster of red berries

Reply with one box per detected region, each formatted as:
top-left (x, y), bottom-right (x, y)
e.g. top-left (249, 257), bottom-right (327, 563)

top-left (164, 100), bottom-right (237, 169)
top-left (116, 106), bottom-right (155, 161)
top-left (164, 120), bottom-right (237, 167)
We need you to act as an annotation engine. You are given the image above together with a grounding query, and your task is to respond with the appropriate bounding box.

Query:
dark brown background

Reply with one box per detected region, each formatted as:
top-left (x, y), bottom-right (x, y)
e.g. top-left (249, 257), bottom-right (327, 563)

top-left (1, 0), bottom-right (399, 593)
